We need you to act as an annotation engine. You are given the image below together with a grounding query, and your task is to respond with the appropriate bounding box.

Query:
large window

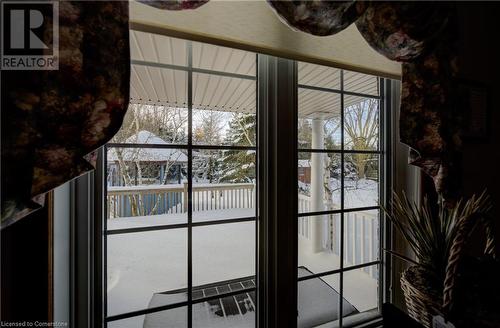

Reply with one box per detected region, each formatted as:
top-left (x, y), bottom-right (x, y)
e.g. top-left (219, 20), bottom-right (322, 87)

top-left (99, 29), bottom-right (390, 328)
top-left (104, 31), bottom-right (257, 328)
top-left (297, 62), bottom-right (384, 327)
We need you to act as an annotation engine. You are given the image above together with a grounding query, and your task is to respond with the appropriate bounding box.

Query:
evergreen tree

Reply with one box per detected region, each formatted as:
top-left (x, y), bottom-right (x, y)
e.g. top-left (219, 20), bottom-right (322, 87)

top-left (219, 113), bottom-right (256, 182)
top-left (193, 150), bottom-right (221, 183)
top-left (192, 111), bottom-right (224, 182)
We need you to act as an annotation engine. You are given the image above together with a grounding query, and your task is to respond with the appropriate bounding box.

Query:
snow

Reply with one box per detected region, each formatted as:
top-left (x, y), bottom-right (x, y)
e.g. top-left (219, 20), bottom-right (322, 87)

top-left (299, 178), bottom-right (378, 210)
top-left (298, 237), bottom-right (378, 313)
top-left (126, 130), bottom-right (170, 144)
top-left (107, 210), bottom-right (255, 320)
top-left (108, 184), bottom-right (186, 192)
top-left (107, 176), bottom-right (377, 327)
top-left (297, 178), bottom-right (379, 212)
top-left (340, 179), bottom-right (378, 208)
top-left (108, 182), bottom-right (250, 193)
top-left (298, 268), bottom-right (357, 328)
top-left (107, 130), bottom-right (188, 162)
top-left (298, 159), bottom-right (311, 168)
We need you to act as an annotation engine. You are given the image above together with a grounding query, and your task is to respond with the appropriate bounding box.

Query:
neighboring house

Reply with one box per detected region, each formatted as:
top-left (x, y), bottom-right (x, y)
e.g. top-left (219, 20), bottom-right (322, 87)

top-left (107, 130), bottom-right (188, 187)
top-left (298, 159), bottom-right (311, 184)
top-left (106, 130), bottom-right (188, 217)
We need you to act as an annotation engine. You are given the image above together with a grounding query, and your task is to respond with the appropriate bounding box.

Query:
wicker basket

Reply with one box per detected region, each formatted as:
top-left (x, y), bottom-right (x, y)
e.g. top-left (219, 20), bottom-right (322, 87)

top-left (400, 213), bottom-right (497, 328)
top-left (401, 266), bottom-right (442, 327)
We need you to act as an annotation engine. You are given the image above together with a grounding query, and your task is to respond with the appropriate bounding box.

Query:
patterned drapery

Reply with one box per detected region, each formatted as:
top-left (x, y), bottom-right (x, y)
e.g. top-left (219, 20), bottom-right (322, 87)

top-left (137, 0), bottom-right (209, 10)
top-left (268, 1), bottom-right (460, 200)
top-left (1, 2), bottom-right (131, 228)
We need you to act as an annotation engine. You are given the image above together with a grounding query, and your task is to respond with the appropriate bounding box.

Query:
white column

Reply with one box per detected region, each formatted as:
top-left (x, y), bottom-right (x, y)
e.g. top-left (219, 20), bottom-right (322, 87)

top-left (311, 118), bottom-right (324, 253)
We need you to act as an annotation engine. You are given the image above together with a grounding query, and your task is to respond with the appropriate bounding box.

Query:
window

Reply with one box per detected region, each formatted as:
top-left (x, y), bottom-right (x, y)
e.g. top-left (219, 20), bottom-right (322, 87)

top-left (104, 31), bottom-right (257, 328)
top-left (97, 29), bottom-right (391, 328)
top-left (297, 62), bottom-right (385, 327)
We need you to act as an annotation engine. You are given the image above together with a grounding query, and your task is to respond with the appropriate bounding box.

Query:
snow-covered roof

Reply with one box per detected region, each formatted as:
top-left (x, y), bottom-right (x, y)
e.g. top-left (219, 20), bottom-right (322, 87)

top-left (125, 130), bottom-right (170, 144)
top-left (107, 130), bottom-right (188, 163)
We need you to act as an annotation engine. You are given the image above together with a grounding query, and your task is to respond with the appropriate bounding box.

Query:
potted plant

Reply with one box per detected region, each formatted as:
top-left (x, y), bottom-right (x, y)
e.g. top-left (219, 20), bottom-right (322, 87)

top-left (383, 191), bottom-right (495, 328)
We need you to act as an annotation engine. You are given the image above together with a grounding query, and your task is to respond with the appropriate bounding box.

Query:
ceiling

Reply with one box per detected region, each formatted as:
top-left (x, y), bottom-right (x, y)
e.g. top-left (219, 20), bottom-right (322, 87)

top-left (130, 30), bottom-right (380, 119)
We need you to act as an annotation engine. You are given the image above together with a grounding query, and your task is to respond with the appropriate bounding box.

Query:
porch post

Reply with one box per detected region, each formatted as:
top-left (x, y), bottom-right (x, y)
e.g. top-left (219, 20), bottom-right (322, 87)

top-left (311, 118), bottom-right (324, 253)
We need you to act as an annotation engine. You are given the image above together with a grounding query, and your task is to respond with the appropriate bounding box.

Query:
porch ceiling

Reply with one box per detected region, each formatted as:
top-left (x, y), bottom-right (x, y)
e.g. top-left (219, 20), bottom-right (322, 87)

top-left (130, 30), bottom-right (380, 119)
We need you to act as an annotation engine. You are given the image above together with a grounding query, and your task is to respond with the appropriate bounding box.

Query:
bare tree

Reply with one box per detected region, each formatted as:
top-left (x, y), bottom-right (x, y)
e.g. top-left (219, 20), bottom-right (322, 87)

top-left (110, 104), bottom-right (188, 216)
top-left (344, 99), bottom-right (379, 179)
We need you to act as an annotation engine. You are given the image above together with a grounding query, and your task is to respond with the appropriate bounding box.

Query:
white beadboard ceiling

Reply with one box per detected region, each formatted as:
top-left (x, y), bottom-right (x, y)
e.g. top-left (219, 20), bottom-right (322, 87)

top-left (130, 0), bottom-right (401, 78)
top-left (130, 30), bottom-right (380, 119)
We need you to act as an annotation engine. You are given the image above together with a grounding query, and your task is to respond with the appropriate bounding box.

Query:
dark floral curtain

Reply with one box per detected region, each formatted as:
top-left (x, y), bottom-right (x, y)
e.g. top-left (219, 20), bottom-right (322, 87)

top-left (1, 2), bottom-right (130, 228)
top-left (268, 1), bottom-right (460, 201)
top-left (137, 0), bottom-right (209, 10)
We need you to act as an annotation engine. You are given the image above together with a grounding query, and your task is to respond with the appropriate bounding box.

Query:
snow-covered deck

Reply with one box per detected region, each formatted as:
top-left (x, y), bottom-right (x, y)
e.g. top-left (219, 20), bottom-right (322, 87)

top-left (107, 209), bottom-right (255, 314)
top-left (107, 208), bottom-right (377, 327)
top-left (299, 237), bottom-right (378, 313)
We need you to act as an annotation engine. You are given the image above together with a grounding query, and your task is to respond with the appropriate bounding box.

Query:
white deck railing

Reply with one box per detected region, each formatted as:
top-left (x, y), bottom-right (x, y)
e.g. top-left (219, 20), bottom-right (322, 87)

top-left (298, 193), bottom-right (379, 277)
top-left (107, 183), bottom-right (255, 218)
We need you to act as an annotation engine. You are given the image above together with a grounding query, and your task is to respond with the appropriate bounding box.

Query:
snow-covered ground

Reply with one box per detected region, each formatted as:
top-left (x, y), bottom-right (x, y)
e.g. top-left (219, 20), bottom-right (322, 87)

top-left (107, 205), bottom-right (377, 327)
top-left (299, 178), bottom-right (378, 211)
top-left (298, 237), bottom-right (378, 313)
top-left (337, 179), bottom-right (378, 209)
top-left (107, 209), bottom-right (255, 312)
top-left (107, 208), bottom-right (254, 230)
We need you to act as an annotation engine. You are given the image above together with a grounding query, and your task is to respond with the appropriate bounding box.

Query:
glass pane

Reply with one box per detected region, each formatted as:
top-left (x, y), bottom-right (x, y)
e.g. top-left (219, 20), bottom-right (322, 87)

top-left (108, 307), bottom-right (187, 328)
top-left (343, 210), bottom-right (379, 267)
top-left (107, 229), bottom-right (187, 316)
top-left (193, 110), bottom-right (256, 147)
top-left (192, 42), bottom-right (256, 77)
top-left (130, 30), bottom-right (188, 66)
top-left (298, 214), bottom-right (341, 274)
top-left (192, 150), bottom-right (256, 222)
top-left (298, 152), bottom-right (341, 214)
top-left (112, 104), bottom-right (188, 144)
top-left (106, 147), bottom-right (188, 229)
top-left (343, 96), bottom-right (379, 151)
top-left (298, 272), bottom-right (357, 328)
top-left (343, 265), bottom-right (379, 317)
top-left (298, 117), bottom-right (341, 150)
top-left (127, 67), bottom-right (189, 142)
top-left (193, 284), bottom-right (256, 328)
top-left (298, 89), bottom-right (341, 150)
top-left (344, 154), bottom-right (379, 209)
top-left (343, 70), bottom-right (379, 96)
top-left (192, 222), bottom-right (255, 288)
top-left (192, 72), bottom-right (256, 147)
top-left (298, 62), bottom-right (341, 90)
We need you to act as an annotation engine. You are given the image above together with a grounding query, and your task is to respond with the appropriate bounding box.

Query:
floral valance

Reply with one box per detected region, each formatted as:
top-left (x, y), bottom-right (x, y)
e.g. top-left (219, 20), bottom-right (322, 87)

top-left (268, 1), bottom-right (460, 200)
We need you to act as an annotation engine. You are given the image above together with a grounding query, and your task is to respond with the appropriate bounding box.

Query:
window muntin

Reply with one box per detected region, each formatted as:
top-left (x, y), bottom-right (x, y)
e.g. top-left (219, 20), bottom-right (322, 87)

top-left (298, 214), bottom-right (341, 273)
top-left (298, 90), bottom-right (341, 150)
top-left (106, 228), bottom-right (188, 316)
top-left (103, 30), bottom-right (388, 328)
top-left (104, 32), bottom-right (257, 328)
top-left (297, 62), bottom-right (383, 327)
